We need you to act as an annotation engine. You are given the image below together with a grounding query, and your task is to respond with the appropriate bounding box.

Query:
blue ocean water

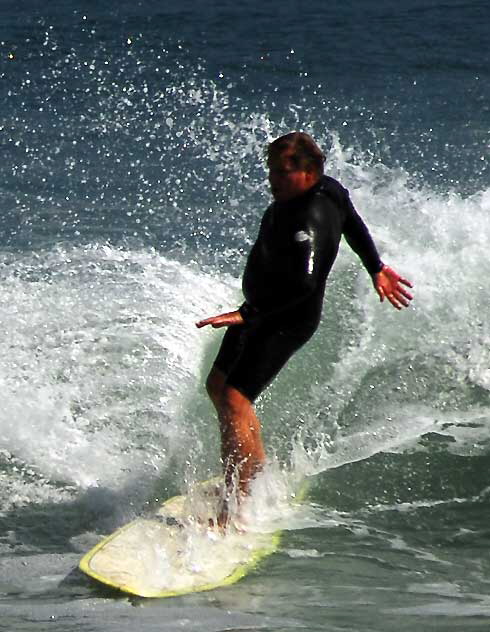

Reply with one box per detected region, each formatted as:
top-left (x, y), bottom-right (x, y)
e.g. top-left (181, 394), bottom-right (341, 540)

top-left (0, 1), bottom-right (489, 630)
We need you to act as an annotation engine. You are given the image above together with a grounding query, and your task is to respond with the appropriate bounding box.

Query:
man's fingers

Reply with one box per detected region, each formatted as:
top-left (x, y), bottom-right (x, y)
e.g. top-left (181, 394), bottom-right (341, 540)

top-left (196, 317), bottom-right (219, 328)
top-left (196, 314), bottom-right (237, 329)
top-left (396, 296), bottom-right (410, 308)
top-left (387, 294), bottom-right (402, 310)
top-left (211, 320), bottom-right (227, 328)
top-left (397, 286), bottom-right (413, 301)
top-left (387, 289), bottom-right (411, 309)
top-left (398, 276), bottom-right (413, 288)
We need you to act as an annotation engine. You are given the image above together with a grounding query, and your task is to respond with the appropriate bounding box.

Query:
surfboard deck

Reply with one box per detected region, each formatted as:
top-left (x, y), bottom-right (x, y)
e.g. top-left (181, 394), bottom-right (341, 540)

top-left (79, 477), bottom-right (294, 598)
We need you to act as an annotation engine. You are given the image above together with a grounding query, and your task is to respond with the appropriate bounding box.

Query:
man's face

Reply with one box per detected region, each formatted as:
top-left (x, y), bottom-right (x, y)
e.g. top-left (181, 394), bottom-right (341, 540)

top-left (268, 150), bottom-right (319, 202)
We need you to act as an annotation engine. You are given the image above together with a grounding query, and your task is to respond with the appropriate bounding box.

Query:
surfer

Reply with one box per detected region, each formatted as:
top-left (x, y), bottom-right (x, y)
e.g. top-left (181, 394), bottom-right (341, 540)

top-left (196, 132), bottom-right (413, 525)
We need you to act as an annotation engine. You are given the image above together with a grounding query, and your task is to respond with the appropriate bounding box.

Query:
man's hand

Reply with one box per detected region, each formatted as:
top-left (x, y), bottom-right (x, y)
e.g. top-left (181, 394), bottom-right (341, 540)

top-left (196, 310), bottom-right (245, 329)
top-left (373, 265), bottom-right (413, 310)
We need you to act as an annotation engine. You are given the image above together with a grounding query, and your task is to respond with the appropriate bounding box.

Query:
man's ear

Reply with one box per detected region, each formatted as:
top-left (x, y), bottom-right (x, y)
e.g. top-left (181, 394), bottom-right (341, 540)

top-left (306, 169), bottom-right (320, 187)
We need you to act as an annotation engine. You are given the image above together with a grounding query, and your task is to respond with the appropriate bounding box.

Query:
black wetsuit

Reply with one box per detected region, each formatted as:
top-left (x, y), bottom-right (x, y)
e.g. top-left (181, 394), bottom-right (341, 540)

top-left (213, 175), bottom-right (383, 401)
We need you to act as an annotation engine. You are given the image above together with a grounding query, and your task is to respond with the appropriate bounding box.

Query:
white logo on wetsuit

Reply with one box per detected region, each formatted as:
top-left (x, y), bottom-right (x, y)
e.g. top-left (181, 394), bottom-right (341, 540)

top-left (294, 230), bottom-right (311, 243)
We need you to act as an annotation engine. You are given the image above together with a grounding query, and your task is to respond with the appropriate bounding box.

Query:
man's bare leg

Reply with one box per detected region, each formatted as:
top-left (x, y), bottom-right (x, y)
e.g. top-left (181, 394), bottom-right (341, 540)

top-left (206, 367), bottom-right (266, 525)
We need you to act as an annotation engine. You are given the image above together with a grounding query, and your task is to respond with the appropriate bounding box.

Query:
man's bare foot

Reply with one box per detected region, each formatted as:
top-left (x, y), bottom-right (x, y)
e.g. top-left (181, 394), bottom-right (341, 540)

top-left (217, 497), bottom-right (229, 529)
top-left (206, 497), bottom-right (229, 531)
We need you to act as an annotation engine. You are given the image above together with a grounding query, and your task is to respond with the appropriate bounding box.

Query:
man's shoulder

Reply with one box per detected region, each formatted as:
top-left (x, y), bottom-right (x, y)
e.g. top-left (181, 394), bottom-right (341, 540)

top-left (302, 176), bottom-right (349, 220)
top-left (315, 175), bottom-right (349, 204)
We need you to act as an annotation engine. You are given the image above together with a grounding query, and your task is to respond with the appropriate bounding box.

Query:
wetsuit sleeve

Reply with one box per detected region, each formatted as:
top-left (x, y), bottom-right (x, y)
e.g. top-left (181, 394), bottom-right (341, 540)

top-left (238, 301), bottom-right (261, 323)
top-left (342, 189), bottom-right (383, 275)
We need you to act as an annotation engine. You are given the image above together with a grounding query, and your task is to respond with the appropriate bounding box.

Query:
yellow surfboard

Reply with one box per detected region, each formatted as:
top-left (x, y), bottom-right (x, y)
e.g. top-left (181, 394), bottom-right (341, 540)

top-left (79, 477), bottom-right (301, 598)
